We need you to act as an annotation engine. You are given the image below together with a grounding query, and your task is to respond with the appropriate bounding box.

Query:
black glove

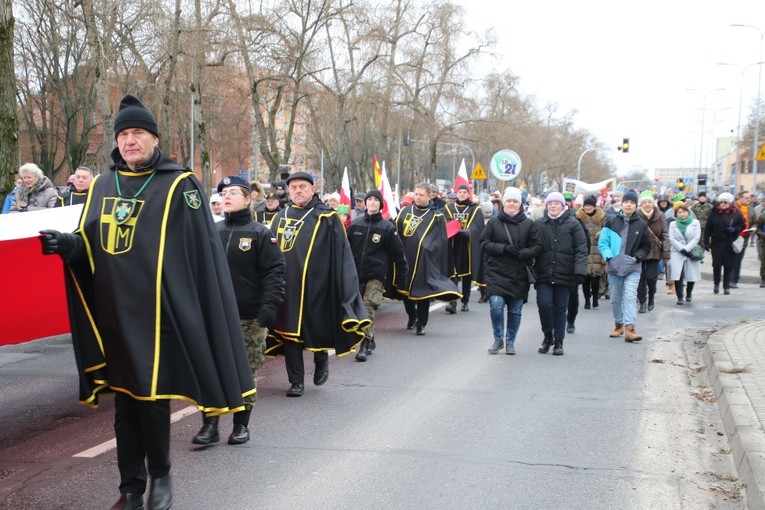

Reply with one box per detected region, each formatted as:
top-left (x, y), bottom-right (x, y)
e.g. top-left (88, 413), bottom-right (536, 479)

top-left (575, 274), bottom-right (585, 285)
top-left (504, 244), bottom-right (520, 257)
top-left (256, 305), bottom-right (277, 330)
top-left (39, 230), bottom-right (79, 260)
top-left (680, 249), bottom-right (690, 257)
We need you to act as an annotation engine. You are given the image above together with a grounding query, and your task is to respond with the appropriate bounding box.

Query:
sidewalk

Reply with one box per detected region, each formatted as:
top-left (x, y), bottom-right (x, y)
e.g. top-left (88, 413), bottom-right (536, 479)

top-left (703, 247), bottom-right (765, 508)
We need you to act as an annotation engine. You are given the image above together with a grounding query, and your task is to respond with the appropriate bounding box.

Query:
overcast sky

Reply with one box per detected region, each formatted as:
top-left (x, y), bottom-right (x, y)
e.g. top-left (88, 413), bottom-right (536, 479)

top-left (457, 0), bottom-right (765, 177)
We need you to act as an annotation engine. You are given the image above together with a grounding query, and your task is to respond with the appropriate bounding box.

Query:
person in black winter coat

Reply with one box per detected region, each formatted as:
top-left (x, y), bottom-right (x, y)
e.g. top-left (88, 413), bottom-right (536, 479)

top-left (533, 192), bottom-right (588, 355)
top-left (347, 189), bottom-right (408, 361)
top-left (703, 192), bottom-right (745, 294)
top-left (192, 175), bottom-right (286, 447)
top-left (480, 187), bottom-right (542, 355)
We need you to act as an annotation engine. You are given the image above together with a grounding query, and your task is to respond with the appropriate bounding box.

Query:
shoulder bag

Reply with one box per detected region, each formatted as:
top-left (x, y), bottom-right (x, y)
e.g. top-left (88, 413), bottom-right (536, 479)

top-left (502, 223), bottom-right (537, 284)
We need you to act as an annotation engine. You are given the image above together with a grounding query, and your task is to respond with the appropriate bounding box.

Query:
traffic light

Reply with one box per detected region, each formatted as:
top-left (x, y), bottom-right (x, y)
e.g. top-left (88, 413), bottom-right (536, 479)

top-left (617, 138), bottom-right (630, 153)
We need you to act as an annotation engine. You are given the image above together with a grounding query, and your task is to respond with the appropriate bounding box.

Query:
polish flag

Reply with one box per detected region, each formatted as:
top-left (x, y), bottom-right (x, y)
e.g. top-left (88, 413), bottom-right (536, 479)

top-left (0, 206), bottom-right (83, 345)
top-left (454, 158), bottom-right (471, 192)
top-left (379, 161), bottom-right (398, 220)
top-left (339, 167), bottom-right (352, 207)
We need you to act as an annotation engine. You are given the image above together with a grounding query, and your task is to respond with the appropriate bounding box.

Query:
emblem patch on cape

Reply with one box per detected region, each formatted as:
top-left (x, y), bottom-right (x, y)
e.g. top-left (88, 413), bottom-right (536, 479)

top-left (276, 217), bottom-right (305, 252)
top-left (402, 213), bottom-right (423, 237)
top-left (114, 198), bottom-right (137, 225)
top-left (372, 233), bottom-right (382, 243)
top-left (100, 197), bottom-right (145, 254)
top-left (184, 190), bottom-right (201, 209)
top-left (239, 237), bottom-right (253, 251)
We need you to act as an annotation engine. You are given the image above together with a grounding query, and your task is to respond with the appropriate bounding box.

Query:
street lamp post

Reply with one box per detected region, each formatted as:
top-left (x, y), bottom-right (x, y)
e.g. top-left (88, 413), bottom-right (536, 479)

top-left (731, 24), bottom-right (765, 191)
top-left (685, 88), bottom-right (725, 172)
top-left (577, 147), bottom-right (613, 181)
top-left (707, 107), bottom-right (732, 166)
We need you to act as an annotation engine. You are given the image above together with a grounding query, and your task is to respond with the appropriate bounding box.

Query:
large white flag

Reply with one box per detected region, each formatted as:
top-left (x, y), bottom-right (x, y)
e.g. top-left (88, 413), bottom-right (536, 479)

top-left (380, 162), bottom-right (398, 220)
top-left (562, 177), bottom-right (616, 195)
top-left (339, 167), bottom-right (352, 207)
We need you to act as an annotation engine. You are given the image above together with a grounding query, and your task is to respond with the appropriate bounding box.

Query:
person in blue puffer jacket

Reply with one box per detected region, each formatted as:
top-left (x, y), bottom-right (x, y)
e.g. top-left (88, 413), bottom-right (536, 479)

top-left (598, 190), bottom-right (652, 343)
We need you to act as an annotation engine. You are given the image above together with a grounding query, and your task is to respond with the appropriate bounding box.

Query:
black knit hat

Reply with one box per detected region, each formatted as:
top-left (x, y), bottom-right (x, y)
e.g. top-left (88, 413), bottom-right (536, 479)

top-left (583, 195), bottom-right (597, 207)
top-left (365, 189), bottom-right (383, 204)
top-left (456, 184), bottom-right (470, 192)
top-left (113, 95), bottom-right (159, 140)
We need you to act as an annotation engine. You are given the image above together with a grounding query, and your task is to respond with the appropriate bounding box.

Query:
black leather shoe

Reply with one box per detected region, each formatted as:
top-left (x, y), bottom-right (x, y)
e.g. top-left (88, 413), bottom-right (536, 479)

top-left (724, 288), bottom-right (731, 295)
top-left (192, 416), bottom-right (219, 445)
top-left (228, 423), bottom-right (250, 445)
top-left (111, 492), bottom-right (144, 510)
top-left (286, 383), bottom-right (304, 397)
top-left (415, 322), bottom-right (425, 335)
top-left (148, 474), bottom-right (171, 510)
top-left (638, 302), bottom-right (647, 314)
top-left (566, 322), bottom-right (575, 334)
top-left (314, 359), bottom-right (329, 386)
top-left (460, 303), bottom-right (469, 312)
top-left (406, 316), bottom-right (416, 330)
top-left (713, 285), bottom-right (719, 294)
top-left (368, 337), bottom-right (376, 351)
top-left (647, 298), bottom-right (655, 311)
top-left (445, 302), bottom-right (457, 314)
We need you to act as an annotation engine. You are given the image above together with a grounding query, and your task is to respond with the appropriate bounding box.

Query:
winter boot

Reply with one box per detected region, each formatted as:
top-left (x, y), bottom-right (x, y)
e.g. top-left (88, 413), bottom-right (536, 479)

top-left (624, 325), bottom-right (643, 342)
top-left (609, 322), bottom-right (624, 338)
top-left (666, 281), bottom-right (675, 295)
top-left (566, 321), bottom-right (575, 334)
top-left (478, 288), bottom-right (488, 303)
top-left (686, 282), bottom-right (694, 302)
top-left (552, 338), bottom-right (564, 355)
top-left (368, 336), bottom-right (376, 351)
top-left (228, 407), bottom-right (251, 445)
top-left (592, 295), bottom-right (599, 308)
top-left (355, 338), bottom-right (370, 362)
top-left (583, 298), bottom-right (591, 310)
top-left (638, 302), bottom-right (647, 313)
top-left (538, 333), bottom-right (554, 354)
top-left (647, 295), bottom-right (654, 311)
top-left (675, 283), bottom-right (684, 305)
top-left (445, 302), bottom-right (457, 314)
top-left (192, 415), bottom-right (220, 445)
top-left (505, 342), bottom-right (516, 355)
top-left (488, 338), bottom-right (504, 355)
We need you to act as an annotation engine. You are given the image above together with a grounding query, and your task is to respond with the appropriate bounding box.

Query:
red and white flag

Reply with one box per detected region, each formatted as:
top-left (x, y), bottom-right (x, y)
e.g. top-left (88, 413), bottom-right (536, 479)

top-left (379, 161), bottom-right (398, 220)
top-left (339, 167), bottom-right (352, 207)
top-left (453, 158), bottom-right (471, 192)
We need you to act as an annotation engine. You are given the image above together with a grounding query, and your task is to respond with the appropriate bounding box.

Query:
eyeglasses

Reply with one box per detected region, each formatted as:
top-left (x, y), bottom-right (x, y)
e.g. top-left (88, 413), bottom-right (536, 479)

top-left (219, 190), bottom-right (243, 198)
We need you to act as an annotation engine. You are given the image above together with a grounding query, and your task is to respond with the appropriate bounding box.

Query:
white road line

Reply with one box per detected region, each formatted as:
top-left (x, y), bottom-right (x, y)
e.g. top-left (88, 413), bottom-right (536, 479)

top-left (72, 405), bottom-right (198, 458)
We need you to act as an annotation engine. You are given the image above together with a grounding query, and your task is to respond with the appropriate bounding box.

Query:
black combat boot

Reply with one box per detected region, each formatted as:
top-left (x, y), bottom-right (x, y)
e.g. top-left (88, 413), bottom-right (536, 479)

top-left (148, 474), bottom-right (172, 510)
top-left (355, 338), bottom-right (370, 362)
top-left (553, 338), bottom-right (564, 355)
top-left (228, 407), bottom-right (251, 445)
top-left (538, 333), bottom-right (553, 354)
top-left (445, 302), bottom-right (457, 314)
top-left (192, 415), bottom-right (219, 445)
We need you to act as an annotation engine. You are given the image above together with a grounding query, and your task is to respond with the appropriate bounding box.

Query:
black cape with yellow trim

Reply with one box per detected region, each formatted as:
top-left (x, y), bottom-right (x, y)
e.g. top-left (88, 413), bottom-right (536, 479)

top-left (387, 203), bottom-right (461, 302)
top-left (63, 148), bottom-right (255, 416)
top-left (442, 200), bottom-right (484, 281)
top-left (268, 195), bottom-right (370, 356)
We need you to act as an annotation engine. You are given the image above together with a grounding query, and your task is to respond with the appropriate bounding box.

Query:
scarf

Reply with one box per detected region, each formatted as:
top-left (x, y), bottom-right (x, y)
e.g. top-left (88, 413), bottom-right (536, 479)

top-left (675, 214), bottom-right (693, 237)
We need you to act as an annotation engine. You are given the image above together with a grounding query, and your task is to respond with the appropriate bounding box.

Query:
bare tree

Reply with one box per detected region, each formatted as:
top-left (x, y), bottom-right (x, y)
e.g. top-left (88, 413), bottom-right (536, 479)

top-left (0, 0), bottom-right (18, 193)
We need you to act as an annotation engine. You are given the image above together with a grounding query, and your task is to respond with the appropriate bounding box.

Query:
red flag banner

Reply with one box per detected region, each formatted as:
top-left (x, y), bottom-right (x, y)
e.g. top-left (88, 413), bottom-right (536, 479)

top-left (0, 206), bottom-right (82, 345)
top-left (445, 219), bottom-right (461, 238)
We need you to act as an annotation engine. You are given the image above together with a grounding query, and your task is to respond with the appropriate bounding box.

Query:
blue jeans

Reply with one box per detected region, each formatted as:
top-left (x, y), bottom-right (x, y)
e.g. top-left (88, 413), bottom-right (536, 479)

top-left (535, 283), bottom-right (570, 339)
top-left (608, 272), bottom-right (640, 327)
top-left (489, 295), bottom-right (524, 346)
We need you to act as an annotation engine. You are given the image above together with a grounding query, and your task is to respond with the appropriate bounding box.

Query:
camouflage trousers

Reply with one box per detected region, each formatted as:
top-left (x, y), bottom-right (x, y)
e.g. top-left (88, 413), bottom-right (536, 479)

top-left (241, 318), bottom-right (268, 405)
top-left (360, 279), bottom-right (384, 339)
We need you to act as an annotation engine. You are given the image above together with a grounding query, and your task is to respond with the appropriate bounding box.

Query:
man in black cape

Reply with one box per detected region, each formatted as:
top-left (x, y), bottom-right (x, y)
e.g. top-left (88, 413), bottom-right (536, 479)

top-left (441, 184), bottom-right (484, 313)
top-left (387, 182), bottom-right (461, 335)
top-left (40, 95), bottom-right (255, 510)
top-left (268, 172), bottom-right (370, 397)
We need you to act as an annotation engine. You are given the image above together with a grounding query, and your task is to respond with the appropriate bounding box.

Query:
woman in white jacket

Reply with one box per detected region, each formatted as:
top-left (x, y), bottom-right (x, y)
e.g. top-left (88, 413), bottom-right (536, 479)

top-left (668, 202), bottom-right (702, 304)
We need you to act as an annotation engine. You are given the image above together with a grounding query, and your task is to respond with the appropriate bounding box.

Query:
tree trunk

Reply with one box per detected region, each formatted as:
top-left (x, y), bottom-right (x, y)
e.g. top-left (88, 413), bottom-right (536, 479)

top-left (0, 0), bottom-right (19, 192)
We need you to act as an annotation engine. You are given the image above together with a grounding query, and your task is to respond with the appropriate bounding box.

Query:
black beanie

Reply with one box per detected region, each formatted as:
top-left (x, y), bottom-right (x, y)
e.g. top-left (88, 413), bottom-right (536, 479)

top-left (365, 189), bottom-right (384, 204)
top-left (583, 195), bottom-right (597, 207)
top-left (113, 95), bottom-right (159, 140)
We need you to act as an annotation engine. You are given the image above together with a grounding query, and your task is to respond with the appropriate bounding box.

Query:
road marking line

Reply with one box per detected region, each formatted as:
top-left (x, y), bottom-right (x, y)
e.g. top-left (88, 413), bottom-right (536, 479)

top-left (72, 405), bottom-right (198, 458)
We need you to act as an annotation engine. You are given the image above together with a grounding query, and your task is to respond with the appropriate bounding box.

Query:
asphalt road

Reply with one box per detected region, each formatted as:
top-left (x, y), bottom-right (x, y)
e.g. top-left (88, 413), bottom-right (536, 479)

top-left (1, 278), bottom-right (762, 509)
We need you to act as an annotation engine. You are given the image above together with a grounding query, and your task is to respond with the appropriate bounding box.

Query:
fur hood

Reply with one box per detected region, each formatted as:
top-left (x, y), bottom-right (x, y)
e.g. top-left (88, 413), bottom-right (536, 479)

top-left (576, 207), bottom-right (604, 224)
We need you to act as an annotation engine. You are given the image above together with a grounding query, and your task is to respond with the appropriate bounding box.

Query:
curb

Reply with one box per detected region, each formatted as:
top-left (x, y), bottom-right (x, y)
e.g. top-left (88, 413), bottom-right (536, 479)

top-left (706, 325), bottom-right (765, 509)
